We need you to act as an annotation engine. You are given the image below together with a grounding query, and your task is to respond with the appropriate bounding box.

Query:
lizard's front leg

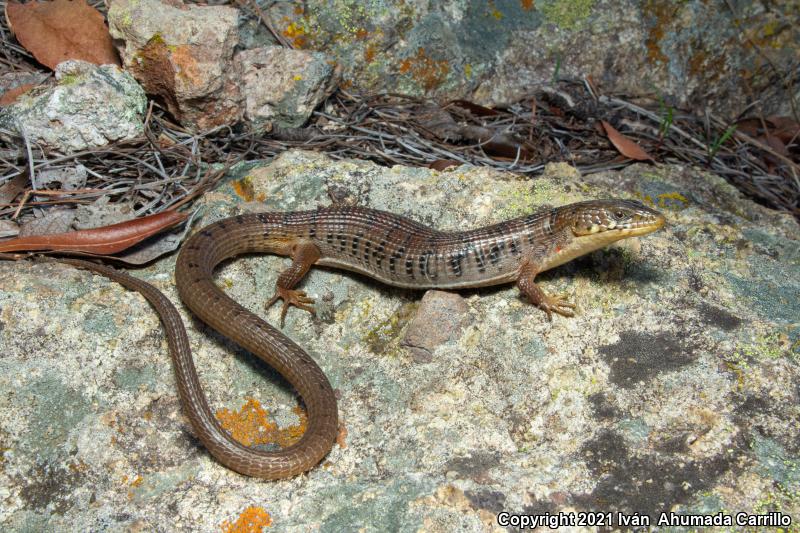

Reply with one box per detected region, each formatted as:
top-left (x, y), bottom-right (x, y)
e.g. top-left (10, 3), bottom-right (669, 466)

top-left (265, 239), bottom-right (321, 326)
top-left (516, 260), bottom-right (576, 321)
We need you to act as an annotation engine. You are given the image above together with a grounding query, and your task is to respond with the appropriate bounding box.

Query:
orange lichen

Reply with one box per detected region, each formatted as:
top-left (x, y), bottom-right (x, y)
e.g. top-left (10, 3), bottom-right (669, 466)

top-left (170, 45), bottom-right (202, 85)
top-left (488, 1), bottom-right (504, 20)
top-left (130, 475), bottom-right (144, 487)
top-left (355, 28), bottom-right (369, 40)
top-left (398, 47), bottom-right (450, 91)
top-left (231, 177), bottom-right (255, 202)
top-left (131, 35), bottom-right (179, 117)
top-left (688, 48), bottom-right (725, 81)
top-left (220, 506), bottom-right (273, 533)
top-left (643, 0), bottom-right (671, 65)
top-left (215, 398), bottom-right (307, 448)
top-left (68, 460), bottom-right (89, 472)
top-left (521, 0), bottom-right (534, 10)
top-left (364, 44), bottom-right (377, 62)
top-left (283, 21), bottom-right (307, 48)
top-left (274, 405), bottom-right (308, 448)
top-left (656, 191), bottom-right (689, 208)
top-left (336, 423), bottom-right (348, 449)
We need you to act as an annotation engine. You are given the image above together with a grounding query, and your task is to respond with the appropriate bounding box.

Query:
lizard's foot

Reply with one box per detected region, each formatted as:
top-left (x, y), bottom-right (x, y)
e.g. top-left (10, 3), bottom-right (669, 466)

top-left (265, 287), bottom-right (316, 327)
top-left (538, 293), bottom-right (576, 321)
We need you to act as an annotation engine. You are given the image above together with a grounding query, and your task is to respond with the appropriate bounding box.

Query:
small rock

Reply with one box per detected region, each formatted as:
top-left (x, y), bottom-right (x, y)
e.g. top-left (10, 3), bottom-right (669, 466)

top-left (0, 61), bottom-right (146, 153)
top-left (402, 290), bottom-right (471, 363)
top-left (0, 71), bottom-right (49, 105)
top-left (0, 219), bottom-right (20, 238)
top-left (108, 0), bottom-right (241, 130)
top-left (236, 46), bottom-right (337, 128)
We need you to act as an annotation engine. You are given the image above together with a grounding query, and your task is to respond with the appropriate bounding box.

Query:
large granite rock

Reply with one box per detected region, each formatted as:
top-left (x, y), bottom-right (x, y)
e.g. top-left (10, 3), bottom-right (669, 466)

top-left (259, 0), bottom-right (799, 117)
top-left (1, 151), bottom-right (798, 530)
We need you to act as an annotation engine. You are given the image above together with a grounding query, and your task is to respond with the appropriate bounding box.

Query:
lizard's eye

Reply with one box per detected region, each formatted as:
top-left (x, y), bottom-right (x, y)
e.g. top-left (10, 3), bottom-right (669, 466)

top-left (613, 210), bottom-right (626, 220)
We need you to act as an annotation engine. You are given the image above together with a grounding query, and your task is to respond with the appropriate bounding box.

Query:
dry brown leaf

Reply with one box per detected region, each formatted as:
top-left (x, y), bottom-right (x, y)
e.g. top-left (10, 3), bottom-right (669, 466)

top-left (482, 136), bottom-right (534, 161)
top-left (601, 120), bottom-right (655, 162)
top-left (0, 210), bottom-right (187, 254)
top-left (5, 0), bottom-right (120, 70)
top-left (734, 118), bottom-right (762, 137)
top-left (428, 159), bottom-right (460, 171)
top-left (766, 116), bottom-right (800, 145)
top-left (0, 174), bottom-right (28, 204)
top-left (762, 134), bottom-right (789, 157)
top-left (102, 209), bottom-right (200, 265)
top-left (447, 99), bottom-right (500, 117)
top-left (0, 83), bottom-right (38, 106)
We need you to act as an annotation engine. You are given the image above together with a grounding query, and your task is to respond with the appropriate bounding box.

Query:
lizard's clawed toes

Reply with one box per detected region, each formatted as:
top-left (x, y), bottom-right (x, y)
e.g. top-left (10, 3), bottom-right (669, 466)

top-left (539, 294), bottom-right (576, 321)
top-left (265, 288), bottom-right (316, 327)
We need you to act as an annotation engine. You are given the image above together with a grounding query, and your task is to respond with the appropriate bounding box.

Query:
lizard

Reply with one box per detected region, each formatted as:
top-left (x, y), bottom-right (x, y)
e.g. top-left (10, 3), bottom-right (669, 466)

top-left (62, 198), bottom-right (665, 478)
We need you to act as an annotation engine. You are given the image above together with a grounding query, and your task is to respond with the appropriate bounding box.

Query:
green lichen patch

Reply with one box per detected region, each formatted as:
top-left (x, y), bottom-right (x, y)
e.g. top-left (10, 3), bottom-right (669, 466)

top-left (363, 301), bottom-right (418, 355)
top-left (539, 0), bottom-right (595, 30)
top-left (318, 477), bottom-right (436, 531)
top-left (751, 434), bottom-right (800, 490)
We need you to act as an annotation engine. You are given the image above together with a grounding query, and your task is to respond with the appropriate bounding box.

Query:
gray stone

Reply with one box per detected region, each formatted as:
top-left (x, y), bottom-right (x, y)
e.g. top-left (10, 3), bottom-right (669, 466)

top-left (0, 61), bottom-right (146, 153)
top-left (0, 219), bottom-right (19, 238)
top-left (236, 46), bottom-right (337, 129)
top-left (1, 151), bottom-right (798, 529)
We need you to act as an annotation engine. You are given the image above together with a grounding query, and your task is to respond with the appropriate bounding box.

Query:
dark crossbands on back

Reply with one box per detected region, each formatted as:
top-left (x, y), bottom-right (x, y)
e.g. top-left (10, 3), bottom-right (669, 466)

top-left (65, 199), bottom-right (665, 479)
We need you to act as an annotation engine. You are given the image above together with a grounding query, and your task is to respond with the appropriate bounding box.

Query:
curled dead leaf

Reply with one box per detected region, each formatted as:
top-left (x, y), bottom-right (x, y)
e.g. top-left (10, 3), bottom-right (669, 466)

top-left (5, 0), bottom-right (120, 70)
top-left (601, 120), bottom-right (655, 162)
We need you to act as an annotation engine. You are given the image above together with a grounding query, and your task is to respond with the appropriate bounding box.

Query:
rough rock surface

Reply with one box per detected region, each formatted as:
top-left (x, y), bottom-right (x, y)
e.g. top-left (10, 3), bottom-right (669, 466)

top-left (1, 151), bottom-right (798, 530)
top-left (265, 0), bottom-right (799, 116)
top-left (107, 0), bottom-right (241, 130)
top-left (0, 61), bottom-right (145, 153)
top-left (237, 46), bottom-right (337, 129)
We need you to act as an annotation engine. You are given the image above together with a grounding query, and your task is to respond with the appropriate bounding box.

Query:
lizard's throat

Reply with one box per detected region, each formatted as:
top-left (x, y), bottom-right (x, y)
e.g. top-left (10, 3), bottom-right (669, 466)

top-left (537, 229), bottom-right (648, 273)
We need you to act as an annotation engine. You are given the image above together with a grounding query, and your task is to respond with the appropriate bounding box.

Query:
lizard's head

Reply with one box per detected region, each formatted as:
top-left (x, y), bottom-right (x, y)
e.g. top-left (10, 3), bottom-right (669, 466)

top-left (568, 199), bottom-right (665, 240)
top-left (537, 199), bottom-right (665, 272)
